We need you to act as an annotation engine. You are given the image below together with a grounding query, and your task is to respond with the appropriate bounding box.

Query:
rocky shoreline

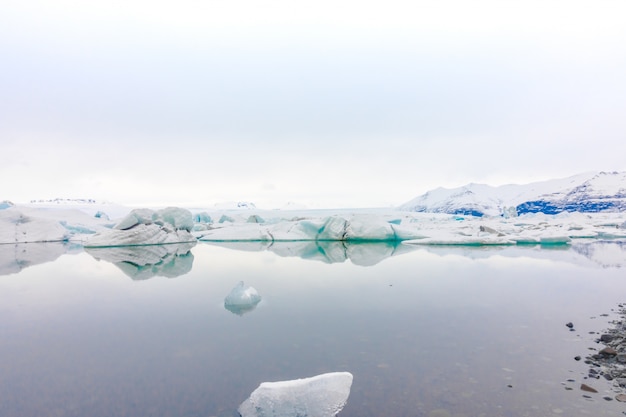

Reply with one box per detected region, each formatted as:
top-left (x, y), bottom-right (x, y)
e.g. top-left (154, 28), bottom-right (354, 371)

top-left (574, 304), bottom-right (626, 402)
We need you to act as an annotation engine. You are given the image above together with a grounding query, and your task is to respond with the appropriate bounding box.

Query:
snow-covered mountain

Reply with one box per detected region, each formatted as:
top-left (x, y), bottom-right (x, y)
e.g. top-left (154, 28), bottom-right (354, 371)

top-left (399, 171), bottom-right (626, 217)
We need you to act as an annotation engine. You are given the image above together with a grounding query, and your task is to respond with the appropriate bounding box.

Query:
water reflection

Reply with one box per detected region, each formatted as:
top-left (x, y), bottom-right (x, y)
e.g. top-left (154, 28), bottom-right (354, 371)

top-left (203, 240), bottom-right (418, 266)
top-left (571, 240), bottom-right (626, 268)
top-left (224, 281), bottom-right (262, 316)
top-left (2, 242), bottom-right (626, 416)
top-left (419, 240), bottom-right (626, 268)
top-left (238, 372), bottom-right (353, 417)
top-left (0, 242), bottom-right (79, 276)
top-left (85, 242), bottom-right (196, 280)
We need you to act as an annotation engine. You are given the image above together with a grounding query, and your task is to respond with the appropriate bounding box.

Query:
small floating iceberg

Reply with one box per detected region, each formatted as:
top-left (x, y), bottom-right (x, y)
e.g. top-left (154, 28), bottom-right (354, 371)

top-left (224, 281), bottom-right (262, 315)
top-left (238, 372), bottom-right (353, 417)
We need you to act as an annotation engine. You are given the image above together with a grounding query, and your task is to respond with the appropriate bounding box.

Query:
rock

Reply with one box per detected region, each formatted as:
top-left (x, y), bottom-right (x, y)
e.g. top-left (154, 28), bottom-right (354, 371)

top-left (600, 334), bottom-right (615, 343)
top-left (580, 383), bottom-right (598, 393)
top-left (566, 322), bottom-right (574, 329)
top-left (600, 347), bottom-right (618, 356)
top-left (616, 394), bottom-right (626, 402)
top-left (574, 356), bottom-right (581, 361)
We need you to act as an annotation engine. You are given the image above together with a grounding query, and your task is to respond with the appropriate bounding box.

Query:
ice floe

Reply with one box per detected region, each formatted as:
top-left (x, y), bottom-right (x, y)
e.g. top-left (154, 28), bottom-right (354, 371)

top-left (238, 372), bottom-right (353, 417)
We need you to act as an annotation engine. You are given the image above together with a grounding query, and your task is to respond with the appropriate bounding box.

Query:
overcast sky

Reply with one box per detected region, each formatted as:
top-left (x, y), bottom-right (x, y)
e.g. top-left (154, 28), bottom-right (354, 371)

top-left (2, 1), bottom-right (625, 208)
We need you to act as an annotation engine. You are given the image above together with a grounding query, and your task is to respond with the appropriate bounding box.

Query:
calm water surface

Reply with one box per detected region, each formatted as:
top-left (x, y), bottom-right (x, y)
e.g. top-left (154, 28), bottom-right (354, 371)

top-left (1, 241), bottom-right (625, 416)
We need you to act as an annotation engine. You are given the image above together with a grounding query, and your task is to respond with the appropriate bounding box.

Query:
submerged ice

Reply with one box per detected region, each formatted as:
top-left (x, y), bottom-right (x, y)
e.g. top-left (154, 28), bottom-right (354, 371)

top-left (238, 372), bottom-right (353, 417)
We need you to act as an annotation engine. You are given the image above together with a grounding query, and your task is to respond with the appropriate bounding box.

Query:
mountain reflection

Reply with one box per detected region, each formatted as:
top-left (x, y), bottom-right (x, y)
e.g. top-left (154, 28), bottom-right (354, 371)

top-left (421, 240), bottom-right (626, 268)
top-left (203, 240), bottom-right (417, 266)
top-left (85, 242), bottom-right (196, 280)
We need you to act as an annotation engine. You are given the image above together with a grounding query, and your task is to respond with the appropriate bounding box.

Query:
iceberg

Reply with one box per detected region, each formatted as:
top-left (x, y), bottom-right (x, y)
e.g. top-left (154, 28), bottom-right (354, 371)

top-left (85, 242), bottom-right (195, 280)
top-left (3, 198), bottom-right (625, 250)
top-left (224, 281), bottom-right (262, 315)
top-left (0, 200), bottom-right (14, 210)
top-left (85, 207), bottom-right (196, 247)
top-left (238, 372), bottom-right (353, 417)
top-left (197, 214), bottom-right (425, 242)
top-left (0, 208), bottom-right (70, 243)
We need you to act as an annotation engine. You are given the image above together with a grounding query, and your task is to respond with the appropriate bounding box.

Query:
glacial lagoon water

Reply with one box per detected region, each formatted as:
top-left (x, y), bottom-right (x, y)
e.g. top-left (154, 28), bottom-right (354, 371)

top-left (1, 240), bottom-right (626, 416)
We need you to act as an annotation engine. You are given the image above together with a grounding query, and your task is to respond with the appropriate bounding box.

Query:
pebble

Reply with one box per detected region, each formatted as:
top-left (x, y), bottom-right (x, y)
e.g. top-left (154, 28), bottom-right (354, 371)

top-left (616, 394), bottom-right (626, 402)
top-left (580, 383), bottom-right (598, 393)
top-left (601, 334), bottom-right (615, 343)
top-left (566, 322), bottom-right (574, 329)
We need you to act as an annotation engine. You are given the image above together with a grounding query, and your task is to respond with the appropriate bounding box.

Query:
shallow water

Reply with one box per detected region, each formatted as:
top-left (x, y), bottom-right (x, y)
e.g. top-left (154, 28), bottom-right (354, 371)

top-left (1, 240), bottom-right (625, 416)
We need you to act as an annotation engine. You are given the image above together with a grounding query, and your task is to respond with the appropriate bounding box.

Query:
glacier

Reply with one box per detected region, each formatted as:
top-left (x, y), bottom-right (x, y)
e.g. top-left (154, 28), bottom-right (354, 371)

top-left (238, 372), bottom-right (353, 417)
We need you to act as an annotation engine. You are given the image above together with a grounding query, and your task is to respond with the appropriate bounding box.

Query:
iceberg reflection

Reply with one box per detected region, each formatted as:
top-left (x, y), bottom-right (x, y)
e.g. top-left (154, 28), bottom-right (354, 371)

top-left (239, 372), bottom-right (353, 417)
top-left (204, 240), bottom-right (417, 266)
top-left (0, 242), bottom-right (78, 276)
top-left (85, 242), bottom-right (196, 280)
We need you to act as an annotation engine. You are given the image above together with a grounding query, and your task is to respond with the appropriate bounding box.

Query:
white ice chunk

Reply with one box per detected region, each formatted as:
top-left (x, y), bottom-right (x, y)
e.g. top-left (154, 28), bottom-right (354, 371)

top-left (114, 208), bottom-right (156, 230)
top-left (224, 281), bottom-right (262, 315)
top-left (85, 224), bottom-right (196, 247)
top-left (0, 200), bottom-right (14, 210)
top-left (344, 214), bottom-right (394, 240)
top-left (238, 372), bottom-right (353, 417)
top-left (317, 216), bottom-right (348, 240)
top-left (157, 207), bottom-right (194, 231)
